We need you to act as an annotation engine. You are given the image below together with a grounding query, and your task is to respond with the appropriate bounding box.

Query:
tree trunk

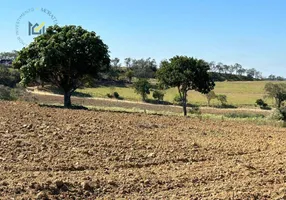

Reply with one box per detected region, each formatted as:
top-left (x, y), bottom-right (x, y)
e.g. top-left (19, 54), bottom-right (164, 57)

top-left (278, 99), bottom-right (282, 109)
top-left (64, 91), bottom-right (72, 108)
top-left (183, 101), bottom-right (187, 116)
top-left (182, 92), bottom-right (187, 116)
top-left (142, 93), bottom-right (146, 102)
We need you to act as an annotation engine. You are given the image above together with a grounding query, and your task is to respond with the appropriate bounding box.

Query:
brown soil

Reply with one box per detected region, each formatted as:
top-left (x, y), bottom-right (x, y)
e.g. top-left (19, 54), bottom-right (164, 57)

top-left (0, 101), bottom-right (285, 199)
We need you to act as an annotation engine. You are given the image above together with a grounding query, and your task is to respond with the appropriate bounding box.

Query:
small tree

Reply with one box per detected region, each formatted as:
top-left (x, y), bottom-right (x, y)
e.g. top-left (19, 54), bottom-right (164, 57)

top-left (264, 83), bottom-right (286, 108)
top-left (125, 69), bottom-right (134, 82)
top-left (13, 25), bottom-right (110, 107)
top-left (217, 94), bottom-right (227, 106)
top-left (205, 91), bottom-right (216, 106)
top-left (157, 56), bottom-right (214, 116)
top-left (124, 57), bottom-right (132, 68)
top-left (133, 79), bottom-right (151, 101)
top-left (108, 58), bottom-right (121, 80)
top-left (153, 90), bottom-right (164, 102)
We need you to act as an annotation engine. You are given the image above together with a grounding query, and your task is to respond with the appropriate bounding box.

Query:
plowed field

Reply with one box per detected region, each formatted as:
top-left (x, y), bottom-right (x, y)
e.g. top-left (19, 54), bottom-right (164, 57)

top-left (0, 101), bottom-right (286, 199)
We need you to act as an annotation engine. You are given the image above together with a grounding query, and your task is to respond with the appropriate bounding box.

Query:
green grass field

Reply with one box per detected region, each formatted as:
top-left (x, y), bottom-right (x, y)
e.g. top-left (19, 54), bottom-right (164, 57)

top-left (77, 81), bottom-right (282, 107)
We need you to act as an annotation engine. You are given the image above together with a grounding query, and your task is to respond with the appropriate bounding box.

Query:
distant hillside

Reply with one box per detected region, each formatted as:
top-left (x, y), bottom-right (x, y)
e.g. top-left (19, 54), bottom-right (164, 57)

top-left (210, 72), bottom-right (255, 82)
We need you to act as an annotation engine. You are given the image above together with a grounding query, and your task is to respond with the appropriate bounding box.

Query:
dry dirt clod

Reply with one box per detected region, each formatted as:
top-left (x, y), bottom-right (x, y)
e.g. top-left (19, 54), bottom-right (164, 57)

top-left (147, 152), bottom-right (156, 158)
top-left (2, 181), bottom-right (9, 186)
top-left (54, 180), bottom-right (64, 189)
top-left (81, 181), bottom-right (93, 191)
top-left (36, 191), bottom-right (49, 200)
top-left (108, 180), bottom-right (117, 187)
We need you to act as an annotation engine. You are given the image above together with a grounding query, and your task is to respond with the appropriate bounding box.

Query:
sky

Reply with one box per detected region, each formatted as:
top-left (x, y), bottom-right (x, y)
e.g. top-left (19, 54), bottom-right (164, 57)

top-left (1, 0), bottom-right (286, 77)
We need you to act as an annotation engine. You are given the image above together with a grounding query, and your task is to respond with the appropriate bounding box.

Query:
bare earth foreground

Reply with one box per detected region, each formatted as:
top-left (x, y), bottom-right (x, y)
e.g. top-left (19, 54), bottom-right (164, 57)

top-left (1, 101), bottom-right (286, 199)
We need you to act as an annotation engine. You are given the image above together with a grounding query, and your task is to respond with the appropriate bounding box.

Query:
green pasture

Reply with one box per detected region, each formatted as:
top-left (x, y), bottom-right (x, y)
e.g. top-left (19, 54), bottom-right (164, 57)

top-left (77, 81), bottom-right (282, 107)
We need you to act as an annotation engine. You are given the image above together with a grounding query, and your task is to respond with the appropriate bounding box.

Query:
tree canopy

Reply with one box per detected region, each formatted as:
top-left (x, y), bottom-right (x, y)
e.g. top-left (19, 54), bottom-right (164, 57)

top-left (157, 56), bottom-right (215, 116)
top-left (130, 58), bottom-right (157, 79)
top-left (133, 79), bottom-right (151, 101)
top-left (13, 25), bottom-right (110, 107)
top-left (264, 82), bottom-right (286, 108)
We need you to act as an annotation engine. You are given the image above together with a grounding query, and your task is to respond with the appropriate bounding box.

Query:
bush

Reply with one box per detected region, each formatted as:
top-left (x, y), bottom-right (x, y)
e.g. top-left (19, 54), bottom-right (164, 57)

top-left (0, 84), bottom-right (34, 102)
top-left (217, 94), bottom-right (227, 105)
top-left (268, 108), bottom-right (284, 121)
top-left (189, 107), bottom-right (201, 115)
top-left (256, 99), bottom-right (270, 110)
top-left (0, 85), bottom-right (14, 100)
top-left (205, 91), bottom-right (216, 106)
top-left (0, 66), bottom-right (21, 87)
top-left (107, 93), bottom-right (113, 98)
top-left (153, 90), bottom-right (164, 102)
top-left (113, 91), bottom-right (120, 99)
top-left (279, 107), bottom-right (286, 120)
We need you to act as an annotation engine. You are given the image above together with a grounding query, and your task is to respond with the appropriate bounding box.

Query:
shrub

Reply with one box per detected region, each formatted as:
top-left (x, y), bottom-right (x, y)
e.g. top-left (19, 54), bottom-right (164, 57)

top-left (217, 94), bottom-right (227, 105)
top-left (153, 90), bottom-right (164, 102)
top-left (279, 107), bottom-right (286, 120)
top-left (0, 85), bottom-right (14, 100)
top-left (107, 93), bottom-right (113, 98)
top-left (113, 91), bottom-right (120, 99)
top-left (189, 107), bottom-right (201, 115)
top-left (205, 91), bottom-right (216, 106)
top-left (0, 85), bottom-right (34, 102)
top-left (256, 99), bottom-right (270, 109)
top-left (0, 66), bottom-right (21, 87)
top-left (268, 108), bottom-right (284, 121)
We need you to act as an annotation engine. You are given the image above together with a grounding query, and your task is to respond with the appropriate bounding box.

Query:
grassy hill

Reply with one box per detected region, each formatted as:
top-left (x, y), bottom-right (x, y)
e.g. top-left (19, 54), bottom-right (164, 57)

top-left (76, 81), bottom-right (282, 107)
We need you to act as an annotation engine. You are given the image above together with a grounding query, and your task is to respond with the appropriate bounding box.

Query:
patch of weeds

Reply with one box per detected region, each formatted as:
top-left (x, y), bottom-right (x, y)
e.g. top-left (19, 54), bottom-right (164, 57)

top-left (224, 112), bottom-right (265, 119)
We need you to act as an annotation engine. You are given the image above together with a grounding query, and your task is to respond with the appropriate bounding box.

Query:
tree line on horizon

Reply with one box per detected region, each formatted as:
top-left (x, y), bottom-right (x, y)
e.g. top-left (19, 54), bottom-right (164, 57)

top-left (107, 57), bottom-right (284, 81)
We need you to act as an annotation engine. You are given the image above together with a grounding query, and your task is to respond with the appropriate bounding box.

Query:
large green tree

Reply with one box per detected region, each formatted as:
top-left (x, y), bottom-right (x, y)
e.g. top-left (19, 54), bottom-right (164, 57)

top-left (157, 56), bottom-right (215, 116)
top-left (265, 82), bottom-right (286, 108)
top-left (13, 25), bottom-right (110, 107)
